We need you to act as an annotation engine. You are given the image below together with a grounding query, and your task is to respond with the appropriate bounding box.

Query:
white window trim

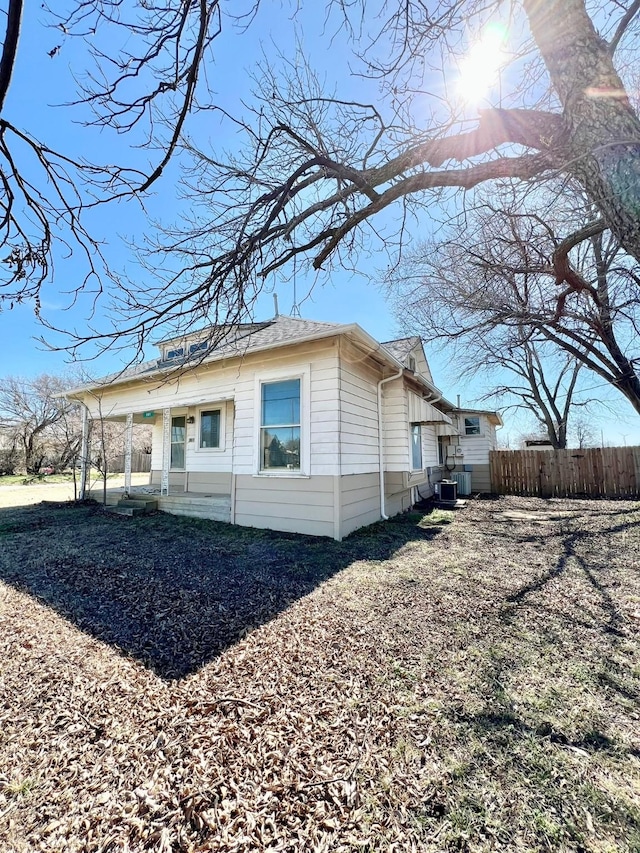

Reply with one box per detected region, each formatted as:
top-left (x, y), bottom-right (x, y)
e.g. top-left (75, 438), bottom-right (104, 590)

top-left (463, 416), bottom-right (482, 437)
top-left (195, 402), bottom-right (226, 452)
top-left (253, 364), bottom-right (311, 477)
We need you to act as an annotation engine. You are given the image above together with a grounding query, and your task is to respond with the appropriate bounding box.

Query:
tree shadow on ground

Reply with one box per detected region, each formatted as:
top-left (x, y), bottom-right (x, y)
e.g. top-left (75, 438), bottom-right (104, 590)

top-left (493, 502), bottom-right (640, 742)
top-left (0, 502), bottom-right (441, 680)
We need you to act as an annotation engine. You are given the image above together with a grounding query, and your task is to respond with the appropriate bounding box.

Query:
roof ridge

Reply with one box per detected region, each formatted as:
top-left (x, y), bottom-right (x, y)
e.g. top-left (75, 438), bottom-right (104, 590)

top-left (381, 335), bottom-right (420, 344)
top-left (274, 314), bottom-right (345, 327)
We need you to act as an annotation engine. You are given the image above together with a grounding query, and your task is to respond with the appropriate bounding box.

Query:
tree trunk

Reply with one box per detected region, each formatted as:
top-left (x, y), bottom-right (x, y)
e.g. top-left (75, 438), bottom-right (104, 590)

top-left (524, 0), bottom-right (640, 263)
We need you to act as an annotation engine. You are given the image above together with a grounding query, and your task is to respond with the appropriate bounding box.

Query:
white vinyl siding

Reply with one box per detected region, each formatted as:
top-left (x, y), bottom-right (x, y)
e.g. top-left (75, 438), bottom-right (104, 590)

top-left (458, 414), bottom-right (498, 464)
top-left (340, 473), bottom-right (381, 538)
top-left (234, 474), bottom-right (335, 538)
top-left (382, 379), bottom-right (409, 472)
top-left (337, 342), bottom-right (380, 475)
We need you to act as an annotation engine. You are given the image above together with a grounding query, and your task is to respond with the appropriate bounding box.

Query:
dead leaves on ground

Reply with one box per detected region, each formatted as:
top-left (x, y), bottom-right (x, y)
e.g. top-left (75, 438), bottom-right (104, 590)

top-left (0, 497), bottom-right (639, 851)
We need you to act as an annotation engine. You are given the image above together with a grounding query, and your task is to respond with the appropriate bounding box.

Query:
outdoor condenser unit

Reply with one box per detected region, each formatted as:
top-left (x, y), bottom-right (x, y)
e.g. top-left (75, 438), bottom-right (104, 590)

top-left (451, 471), bottom-right (472, 496)
top-left (439, 480), bottom-right (458, 502)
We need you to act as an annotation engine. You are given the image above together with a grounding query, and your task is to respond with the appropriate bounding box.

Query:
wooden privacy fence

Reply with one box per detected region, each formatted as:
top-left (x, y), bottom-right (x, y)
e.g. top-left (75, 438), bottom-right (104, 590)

top-left (109, 451), bottom-right (152, 474)
top-left (490, 446), bottom-right (640, 498)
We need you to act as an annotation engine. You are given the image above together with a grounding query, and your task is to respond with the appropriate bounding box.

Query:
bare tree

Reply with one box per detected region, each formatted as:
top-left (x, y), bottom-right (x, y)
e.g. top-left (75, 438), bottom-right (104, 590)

top-left (4, 1), bottom-right (640, 358)
top-left (0, 1), bottom-right (239, 308)
top-left (571, 414), bottom-right (598, 448)
top-left (53, 0), bottom-right (640, 354)
top-left (390, 186), bottom-right (640, 417)
top-left (0, 375), bottom-right (78, 473)
top-left (479, 340), bottom-right (586, 449)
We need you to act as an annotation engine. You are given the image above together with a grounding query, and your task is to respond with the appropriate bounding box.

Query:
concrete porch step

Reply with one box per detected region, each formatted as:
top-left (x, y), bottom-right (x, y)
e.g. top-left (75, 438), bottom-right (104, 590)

top-left (118, 498), bottom-right (158, 511)
top-left (105, 505), bottom-right (145, 517)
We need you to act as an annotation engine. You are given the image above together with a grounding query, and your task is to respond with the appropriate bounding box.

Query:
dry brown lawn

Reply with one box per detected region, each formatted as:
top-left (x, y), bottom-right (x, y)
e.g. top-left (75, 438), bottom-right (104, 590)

top-left (0, 495), bottom-right (638, 852)
top-left (0, 474), bottom-right (149, 509)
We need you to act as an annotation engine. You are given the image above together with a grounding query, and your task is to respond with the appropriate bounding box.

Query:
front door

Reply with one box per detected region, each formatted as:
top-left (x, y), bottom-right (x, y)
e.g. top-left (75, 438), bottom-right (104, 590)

top-left (170, 415), bottom-right (186, 469)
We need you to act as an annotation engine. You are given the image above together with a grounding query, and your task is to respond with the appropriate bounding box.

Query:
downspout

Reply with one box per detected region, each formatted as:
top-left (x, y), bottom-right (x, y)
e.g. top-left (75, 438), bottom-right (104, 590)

top-left (377, 368), bottom-right (404, 521)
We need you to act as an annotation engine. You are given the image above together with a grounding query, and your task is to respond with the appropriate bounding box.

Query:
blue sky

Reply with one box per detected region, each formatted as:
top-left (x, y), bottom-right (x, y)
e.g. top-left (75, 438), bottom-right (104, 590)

top-left (2, 2), bottom-right (640, 447)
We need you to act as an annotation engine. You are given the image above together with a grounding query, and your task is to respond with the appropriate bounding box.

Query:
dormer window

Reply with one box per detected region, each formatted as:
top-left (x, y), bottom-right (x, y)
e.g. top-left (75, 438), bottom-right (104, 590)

top-left (166, 347), bottom-right (184, 360)
top-left (189, 341), bottom-right (208, 354)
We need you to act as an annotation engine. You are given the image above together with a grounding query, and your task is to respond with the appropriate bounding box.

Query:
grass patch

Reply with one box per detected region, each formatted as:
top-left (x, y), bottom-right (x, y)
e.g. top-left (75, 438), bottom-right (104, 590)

top-left (4, 778), bottom-right (37, 798)
top-left (418, 507), bottom-right (455, 527)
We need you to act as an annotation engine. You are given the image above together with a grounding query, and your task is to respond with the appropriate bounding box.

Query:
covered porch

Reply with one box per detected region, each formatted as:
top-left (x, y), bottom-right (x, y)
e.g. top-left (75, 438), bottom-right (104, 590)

top-left (79, 407), bottom-right (233, 523)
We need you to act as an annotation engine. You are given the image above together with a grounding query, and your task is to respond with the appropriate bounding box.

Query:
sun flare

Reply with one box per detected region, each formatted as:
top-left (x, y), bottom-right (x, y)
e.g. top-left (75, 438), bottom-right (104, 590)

top-left (456, 24), bottom-right (507, 105)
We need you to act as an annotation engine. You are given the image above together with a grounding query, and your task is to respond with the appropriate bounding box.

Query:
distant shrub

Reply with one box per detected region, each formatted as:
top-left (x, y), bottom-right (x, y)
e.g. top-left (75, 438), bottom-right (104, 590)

top-left (0, 448), bottom-right (19, 476)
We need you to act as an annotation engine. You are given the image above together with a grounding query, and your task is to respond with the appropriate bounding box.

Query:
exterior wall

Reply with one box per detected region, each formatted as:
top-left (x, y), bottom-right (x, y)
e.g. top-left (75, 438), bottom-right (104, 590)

top-left (410, 346), bottom-right (434, 384)
top-left (441, 412), bottom-right (500, 494)
top-left (455, 414), bottom-right (498, 466)
top-left (384, 471), bottom-right (413, 517)
top-left (383, 379), bottom-right (409, 472)
top-left (340, 473), bottom-right (380, 538)
top-left (150, 470), bottom-right (232, 494)
top-left (82, 339), bottom-right (341, 480)
top-left (234, 474), bottom-right (335, 538)
top-left (470, 464), bottom-right (491, 492)
top-left (449, 463), bottom-right (492, 493)
top-left (81, 334), bottom-right (452, 537)
top-left (337, 339), bottom-right (381, 476)
top-left (422, 424), bottom-right (439, 470)
top-left (149, 470), bottom-right (187, 490)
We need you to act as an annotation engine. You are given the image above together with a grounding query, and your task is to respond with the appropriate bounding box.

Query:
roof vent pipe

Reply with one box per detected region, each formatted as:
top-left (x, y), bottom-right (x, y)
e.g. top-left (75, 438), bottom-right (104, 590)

top-left (273, 293), bottom-right (279, 317)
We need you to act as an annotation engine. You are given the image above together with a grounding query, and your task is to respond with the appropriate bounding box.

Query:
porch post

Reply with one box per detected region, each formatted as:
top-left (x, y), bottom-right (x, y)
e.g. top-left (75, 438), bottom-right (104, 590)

top-left (161, 407), bottom-right (170, 496)
top-left (124, 412), bottom-right (133, 495)
top-left (79, 406), bottom-right (91, 501)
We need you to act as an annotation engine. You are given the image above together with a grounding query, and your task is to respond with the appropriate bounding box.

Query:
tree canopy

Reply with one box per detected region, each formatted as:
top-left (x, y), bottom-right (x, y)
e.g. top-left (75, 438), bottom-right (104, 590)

top-left (2, 1), bottom-right (640, 355)
top-left (389, 183), bottom-right (640, 417)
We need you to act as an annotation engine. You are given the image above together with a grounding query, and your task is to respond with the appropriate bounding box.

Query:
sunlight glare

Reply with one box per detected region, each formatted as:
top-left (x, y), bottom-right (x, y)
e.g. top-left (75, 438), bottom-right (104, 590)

top-left (456, 24), bottom-right (508, 105)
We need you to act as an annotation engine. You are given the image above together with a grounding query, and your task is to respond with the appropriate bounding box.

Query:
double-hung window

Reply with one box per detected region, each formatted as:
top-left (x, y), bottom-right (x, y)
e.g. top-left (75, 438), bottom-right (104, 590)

top-left (411, 424), bottom-right (423, 471)
top-left (260, 378), bottom-right (301, 471)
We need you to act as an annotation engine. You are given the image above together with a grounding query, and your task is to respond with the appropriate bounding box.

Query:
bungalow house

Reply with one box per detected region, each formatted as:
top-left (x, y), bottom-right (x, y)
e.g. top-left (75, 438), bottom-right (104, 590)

top-left (68, 316), bottom-right (501, 539)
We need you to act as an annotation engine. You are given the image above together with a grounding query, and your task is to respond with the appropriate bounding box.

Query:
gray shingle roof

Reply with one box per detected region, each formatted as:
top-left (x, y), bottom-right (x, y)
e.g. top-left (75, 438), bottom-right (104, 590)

top-left (76, 316), bottom-right (350, 391)
top-left (380, 336), bottom-right (422, 362)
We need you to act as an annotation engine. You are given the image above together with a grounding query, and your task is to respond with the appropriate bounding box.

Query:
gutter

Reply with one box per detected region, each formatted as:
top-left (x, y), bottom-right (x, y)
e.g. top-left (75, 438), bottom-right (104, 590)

top-left (377, 367), bottom-right (404, 521)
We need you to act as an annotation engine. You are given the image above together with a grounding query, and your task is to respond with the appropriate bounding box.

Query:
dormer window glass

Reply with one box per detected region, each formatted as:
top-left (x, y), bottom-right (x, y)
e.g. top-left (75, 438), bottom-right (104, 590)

top-left (189, 341), bottom-right (208, 354)
top-left (166, 347), bottom-right (184, 360)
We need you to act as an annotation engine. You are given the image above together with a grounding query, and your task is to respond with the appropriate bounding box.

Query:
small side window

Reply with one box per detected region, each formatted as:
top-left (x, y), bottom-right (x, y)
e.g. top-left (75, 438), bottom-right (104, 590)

top-left (411, 424), bottom-right (423, 470)
top-left (464, 416), bottom-right (481, 435)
